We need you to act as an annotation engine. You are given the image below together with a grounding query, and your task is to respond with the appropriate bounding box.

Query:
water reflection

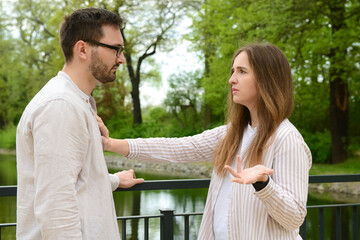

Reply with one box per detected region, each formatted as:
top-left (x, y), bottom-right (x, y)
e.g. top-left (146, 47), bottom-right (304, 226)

top-left (111, 169), bottom-right (208, 239)
top-left (113, 188), bottom-right (207, 239)
top-left (1, 154), bottom-right (360, 239)
top-left (306, 192), bottom-right (360, 240)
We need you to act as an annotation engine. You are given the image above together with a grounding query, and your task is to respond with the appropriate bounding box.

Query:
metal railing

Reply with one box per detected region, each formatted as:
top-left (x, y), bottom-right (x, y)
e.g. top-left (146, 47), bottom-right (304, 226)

top-left (1, 175), bottom-right (359, 239)
top-left (300, 174), bottom-right (360, 240)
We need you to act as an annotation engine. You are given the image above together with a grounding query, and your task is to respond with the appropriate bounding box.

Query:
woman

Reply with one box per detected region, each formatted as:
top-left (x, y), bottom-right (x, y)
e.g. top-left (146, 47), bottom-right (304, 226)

top-left (97, 43), bottom-right (312, 239)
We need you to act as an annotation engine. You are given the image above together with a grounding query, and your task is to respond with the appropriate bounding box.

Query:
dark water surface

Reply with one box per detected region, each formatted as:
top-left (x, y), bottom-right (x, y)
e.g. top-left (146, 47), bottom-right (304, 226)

top-left (1, 154), bottom-right (359, 239)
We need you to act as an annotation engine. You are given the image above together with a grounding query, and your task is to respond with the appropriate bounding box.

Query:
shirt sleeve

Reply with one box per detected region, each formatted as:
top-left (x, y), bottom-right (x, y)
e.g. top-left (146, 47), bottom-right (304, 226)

top-left (32, 99), bottom-right (89, 239)
top-left (254, 130), bottom-right (312, 231)
top-left (108, 174), bottom-right (120, 191)
top-left (126, 125), bottom-right (227, 163)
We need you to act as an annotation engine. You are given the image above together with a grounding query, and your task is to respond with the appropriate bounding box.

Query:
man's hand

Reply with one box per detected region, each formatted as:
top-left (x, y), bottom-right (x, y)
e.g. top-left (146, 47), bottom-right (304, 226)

top-left (95, 114), bottom-right (111, 151)
top-left (224, 155), bottom-right (273, 184)
top-left (115, 169), bottom-right (144, 188)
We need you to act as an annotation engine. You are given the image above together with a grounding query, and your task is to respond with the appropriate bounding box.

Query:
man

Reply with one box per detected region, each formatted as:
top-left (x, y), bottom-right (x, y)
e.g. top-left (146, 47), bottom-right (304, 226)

top-left (16, 8), bottom-right (144, 239)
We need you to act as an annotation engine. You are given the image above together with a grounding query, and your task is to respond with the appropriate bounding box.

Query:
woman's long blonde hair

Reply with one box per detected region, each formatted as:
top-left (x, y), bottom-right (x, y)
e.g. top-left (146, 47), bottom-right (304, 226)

top-left (213, 43), bottom-right (294, 176)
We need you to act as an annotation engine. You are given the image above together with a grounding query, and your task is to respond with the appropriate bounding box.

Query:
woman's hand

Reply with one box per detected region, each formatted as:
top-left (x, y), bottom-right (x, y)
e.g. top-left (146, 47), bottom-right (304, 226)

top-left (95, 114), bottom-right (111, 151)
top-left (95, 114), bottom-right (130, 155)
top-left (225, 155), bottom-right (273, 184)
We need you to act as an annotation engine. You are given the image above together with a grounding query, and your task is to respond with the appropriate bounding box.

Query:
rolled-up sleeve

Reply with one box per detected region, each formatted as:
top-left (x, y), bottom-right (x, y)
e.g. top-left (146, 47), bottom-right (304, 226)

top-left (32, 99), bottom-right (89, 239)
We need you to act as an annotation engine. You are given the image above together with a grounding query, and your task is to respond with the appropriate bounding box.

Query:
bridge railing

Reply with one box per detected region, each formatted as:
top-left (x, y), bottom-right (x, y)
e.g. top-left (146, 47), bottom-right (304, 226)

top-left (1, 174), bottom-right (360, 239)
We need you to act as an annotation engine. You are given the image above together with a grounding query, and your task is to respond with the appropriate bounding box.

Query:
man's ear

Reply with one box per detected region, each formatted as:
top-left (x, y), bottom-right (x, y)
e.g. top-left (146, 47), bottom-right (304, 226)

top-left (73, 40), bottom-right (89, 61)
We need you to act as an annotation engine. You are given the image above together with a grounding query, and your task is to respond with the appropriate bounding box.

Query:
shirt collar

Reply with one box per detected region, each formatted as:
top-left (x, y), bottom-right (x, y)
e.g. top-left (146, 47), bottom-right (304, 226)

top-left (58, 71), bottom-right (97, 113)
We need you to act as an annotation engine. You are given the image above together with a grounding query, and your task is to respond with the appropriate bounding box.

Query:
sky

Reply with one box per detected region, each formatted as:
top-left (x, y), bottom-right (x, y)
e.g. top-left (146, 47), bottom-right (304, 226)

top-left (140, 18), bottom-right (203, 107)
top-left (141, 40), bottom-right (202, 107)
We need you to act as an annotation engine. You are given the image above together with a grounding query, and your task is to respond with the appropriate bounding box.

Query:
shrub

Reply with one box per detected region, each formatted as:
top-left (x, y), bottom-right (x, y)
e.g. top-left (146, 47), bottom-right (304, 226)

top-left (0, 124), bottom-right (17, 149)
top-left (301, 130), bottom-right (331, 164)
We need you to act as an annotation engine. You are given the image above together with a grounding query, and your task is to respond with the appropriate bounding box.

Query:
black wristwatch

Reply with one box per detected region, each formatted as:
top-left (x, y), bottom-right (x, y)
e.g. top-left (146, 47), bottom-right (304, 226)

top-left (252, 176), bottom-right (270, 191)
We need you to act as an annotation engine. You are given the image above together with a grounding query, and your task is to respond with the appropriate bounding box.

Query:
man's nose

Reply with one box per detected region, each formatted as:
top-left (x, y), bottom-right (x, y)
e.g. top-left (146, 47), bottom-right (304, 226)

top-left (116, 52), bottom-right (126, 64)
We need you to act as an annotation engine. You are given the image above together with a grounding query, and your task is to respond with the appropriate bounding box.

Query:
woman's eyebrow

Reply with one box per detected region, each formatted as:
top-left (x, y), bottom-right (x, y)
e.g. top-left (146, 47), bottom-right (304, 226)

top-left (235, 66), bottom-right (248, 71)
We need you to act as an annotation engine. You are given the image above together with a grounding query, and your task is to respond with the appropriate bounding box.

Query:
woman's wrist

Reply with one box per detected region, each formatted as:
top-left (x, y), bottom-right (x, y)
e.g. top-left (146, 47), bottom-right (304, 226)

top-left (252, 176), bottom-right (270, 191)
top-left (108, 138), bottom-right (130, 156)
top-left (105, 137), bottom-right (113, 152)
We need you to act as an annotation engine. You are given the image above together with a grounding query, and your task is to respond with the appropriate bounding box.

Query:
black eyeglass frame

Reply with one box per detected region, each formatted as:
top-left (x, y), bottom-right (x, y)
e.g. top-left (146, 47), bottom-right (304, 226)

top-left (85, 40), bottom-right (125, 57)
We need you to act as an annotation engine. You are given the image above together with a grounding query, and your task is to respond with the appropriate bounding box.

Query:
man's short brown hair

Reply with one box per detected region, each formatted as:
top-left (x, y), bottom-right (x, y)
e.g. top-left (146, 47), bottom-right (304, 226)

top-left (59, 8), bottom-right (124, 62)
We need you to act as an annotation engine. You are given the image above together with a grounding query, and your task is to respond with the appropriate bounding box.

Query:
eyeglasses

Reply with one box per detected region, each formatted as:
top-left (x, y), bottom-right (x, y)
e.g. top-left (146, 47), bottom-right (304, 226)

top-left (85, 40), bottom-right (125, 57)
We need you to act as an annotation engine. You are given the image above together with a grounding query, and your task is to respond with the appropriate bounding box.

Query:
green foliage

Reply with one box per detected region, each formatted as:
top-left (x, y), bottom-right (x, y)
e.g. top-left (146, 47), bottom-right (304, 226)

top-left (1, 0), bottom-right (360, 165)
top-left (0, 124), bottom-right (17, 149)
top-left (103, 103), bottom-right (208, 140)
top-left (290, 79), bottom-right (330, 132)
top-left (164, 70), bottom-right (205, 130)
top-left (201, 58), bottom-right (230, 117)
top-left (0, 0), bottom-right (68, 128)
top-left (0, 0), bottom-right (205, 148)
top-left (188, 0), bottom-right (360, 163)
top-left (100, 105), bottom-right (172, 139)
top-left (301, 130), bottom-right (331, 164)
top-left (348, 74), bottom-right (360, 155)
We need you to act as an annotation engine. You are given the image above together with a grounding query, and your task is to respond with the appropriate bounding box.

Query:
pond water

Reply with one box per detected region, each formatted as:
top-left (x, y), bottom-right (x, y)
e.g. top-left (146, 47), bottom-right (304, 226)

top-left (1, 154), bottom-right (359, 239)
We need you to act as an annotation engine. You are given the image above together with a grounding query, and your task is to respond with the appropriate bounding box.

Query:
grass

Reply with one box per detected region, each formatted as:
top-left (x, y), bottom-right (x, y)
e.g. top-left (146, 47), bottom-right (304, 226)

top-left (310, 156), bottom-right (360, 175)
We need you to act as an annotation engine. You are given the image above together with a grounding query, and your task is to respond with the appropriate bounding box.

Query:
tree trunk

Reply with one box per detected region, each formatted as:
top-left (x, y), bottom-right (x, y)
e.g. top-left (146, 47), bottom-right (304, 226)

top-left (203, 34), bottom-right (214, 129)
top-left (130, 76), bottom-right (142, 124)
top-left (329, 79), bottom-right (348, 163)
top-left (122, 30), bottom-right (143, 125)
top-left (328, 0), bottom-right (348, 164)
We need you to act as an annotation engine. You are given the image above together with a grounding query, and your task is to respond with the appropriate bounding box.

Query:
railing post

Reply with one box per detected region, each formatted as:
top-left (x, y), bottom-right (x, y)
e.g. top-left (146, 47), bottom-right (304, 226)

top-left (319, 208), bottom-right (324, 240)
top-left (160, 209), bottom-right (174, 240)
top-left (144, 217), bottom-right (149, 240)
top-left (353, 206), bottom-right (358, 240)
top-left (184, 215), bottom-right (189, 240)
top-left (121, 219), bottom-right (126, 240)
top-left (300, 218), bottom-right (306, 239)
top-left (336, 207), bottom-right (341, 240)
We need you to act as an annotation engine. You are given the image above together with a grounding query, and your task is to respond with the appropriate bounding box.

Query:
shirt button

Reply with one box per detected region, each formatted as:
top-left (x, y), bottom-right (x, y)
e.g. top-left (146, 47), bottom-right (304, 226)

top-left (86, 100), bottom-right (89, 103)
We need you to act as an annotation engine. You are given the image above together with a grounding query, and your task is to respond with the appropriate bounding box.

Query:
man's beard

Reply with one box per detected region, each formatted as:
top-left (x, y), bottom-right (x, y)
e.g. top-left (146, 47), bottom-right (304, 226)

top-left (89, 51), bottom-right (117, 84)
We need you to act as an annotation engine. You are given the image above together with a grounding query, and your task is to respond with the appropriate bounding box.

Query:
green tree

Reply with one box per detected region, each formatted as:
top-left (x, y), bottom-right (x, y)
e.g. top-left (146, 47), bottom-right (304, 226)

top-left (267, 0), bottom-right (360, 163)
top-left (189, 0), bottom-right (360, 163)
top-left (164, 70), bottom-right (204, 130)
top-left (11, 0), bottom-right (195, 126)
top-left (116, 0), bottom-right (195, 124)
top-left (0, 1), bottom-right (41, 127)
top-left (0, 5), bottom-right (11, 127)
top-left (1, 0), bottom-right (132, 130)
top-left (4, 0), bottom-right (68, 127)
